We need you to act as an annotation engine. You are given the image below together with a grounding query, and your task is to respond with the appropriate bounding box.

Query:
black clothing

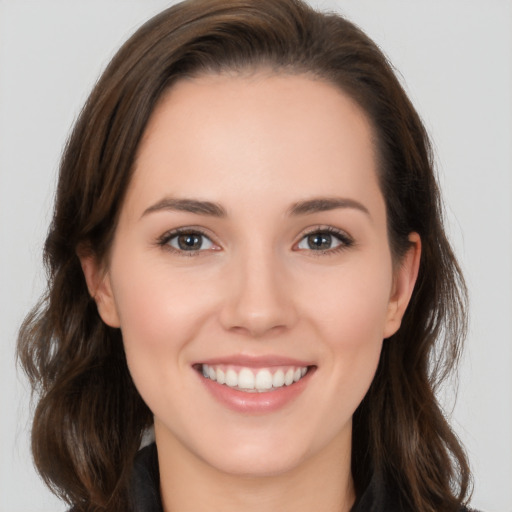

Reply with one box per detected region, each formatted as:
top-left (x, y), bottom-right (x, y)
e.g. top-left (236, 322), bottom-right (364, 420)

top-left (131, 442), bottom-right (162, 512)
top-left (130, 442), bottom-right (478, 512)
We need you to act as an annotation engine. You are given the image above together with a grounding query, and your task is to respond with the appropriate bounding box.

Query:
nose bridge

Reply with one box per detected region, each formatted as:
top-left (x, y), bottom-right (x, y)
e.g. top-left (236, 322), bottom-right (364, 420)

top-left (220, 240), bottom-right (296, 337)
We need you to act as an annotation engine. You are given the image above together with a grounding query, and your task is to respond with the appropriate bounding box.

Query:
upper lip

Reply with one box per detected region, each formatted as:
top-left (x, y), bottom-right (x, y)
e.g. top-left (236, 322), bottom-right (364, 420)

top-left (194, 354), bottom-right (315, 368)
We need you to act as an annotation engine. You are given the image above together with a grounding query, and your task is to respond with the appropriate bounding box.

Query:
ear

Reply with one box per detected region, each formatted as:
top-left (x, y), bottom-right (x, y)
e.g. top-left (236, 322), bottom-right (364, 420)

top-left (383, 232), bottom-right (421, 339)
top-left (77, 248), bottom-right (121, 328)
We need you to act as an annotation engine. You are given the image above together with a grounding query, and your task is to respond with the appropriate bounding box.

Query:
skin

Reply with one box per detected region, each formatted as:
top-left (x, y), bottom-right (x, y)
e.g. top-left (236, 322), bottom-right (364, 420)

top-left (81, 72), bottom-right (420, 512)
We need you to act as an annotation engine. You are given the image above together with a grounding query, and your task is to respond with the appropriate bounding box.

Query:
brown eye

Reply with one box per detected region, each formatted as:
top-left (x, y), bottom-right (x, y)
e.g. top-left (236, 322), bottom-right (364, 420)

top-left (296, 228), bottom-right (353, 253)
top-left (298, 232), bottom-right (342, 251)
top-left (168, 232), bottom-right (214, 251)
top-left (306, 233), bottom-right (334, 250)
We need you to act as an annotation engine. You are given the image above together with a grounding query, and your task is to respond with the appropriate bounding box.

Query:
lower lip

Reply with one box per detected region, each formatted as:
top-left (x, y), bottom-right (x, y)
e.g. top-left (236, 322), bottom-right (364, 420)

top-left (197, 369), bottom-right (314, 414)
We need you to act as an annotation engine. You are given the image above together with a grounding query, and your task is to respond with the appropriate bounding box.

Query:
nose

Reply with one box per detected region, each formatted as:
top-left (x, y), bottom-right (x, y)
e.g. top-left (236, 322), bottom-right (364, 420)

top-left (219, 249), bottom-right (298, 338)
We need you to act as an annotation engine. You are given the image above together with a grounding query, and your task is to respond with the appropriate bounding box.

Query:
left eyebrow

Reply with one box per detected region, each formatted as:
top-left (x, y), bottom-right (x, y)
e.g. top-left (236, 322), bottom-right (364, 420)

top-left (287, 197), bottom-right (370, 217)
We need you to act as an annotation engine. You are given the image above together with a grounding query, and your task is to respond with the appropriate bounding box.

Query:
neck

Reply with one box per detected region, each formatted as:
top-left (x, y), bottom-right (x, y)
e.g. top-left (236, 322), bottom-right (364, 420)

top-left (155, 426), bottom-right (355, 512)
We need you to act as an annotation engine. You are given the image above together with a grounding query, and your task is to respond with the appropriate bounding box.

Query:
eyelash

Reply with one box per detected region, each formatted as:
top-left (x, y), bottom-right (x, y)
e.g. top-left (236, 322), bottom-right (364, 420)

top-left (295, 226), bottom-right (354, 256)
top-left (156, 227), bottom-right (217, 257)
top-left (156, 226), bottom-right (354, 256)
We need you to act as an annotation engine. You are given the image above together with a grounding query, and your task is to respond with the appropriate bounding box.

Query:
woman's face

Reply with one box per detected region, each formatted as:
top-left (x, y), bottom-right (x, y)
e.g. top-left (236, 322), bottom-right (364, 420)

top-left (84, 73), bottom-right (419, 477)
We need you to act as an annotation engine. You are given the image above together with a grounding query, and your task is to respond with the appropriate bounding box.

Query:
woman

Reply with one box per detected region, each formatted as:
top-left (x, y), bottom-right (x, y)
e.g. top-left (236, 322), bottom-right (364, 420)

top-left (17, 0), bottom-right (476, 511)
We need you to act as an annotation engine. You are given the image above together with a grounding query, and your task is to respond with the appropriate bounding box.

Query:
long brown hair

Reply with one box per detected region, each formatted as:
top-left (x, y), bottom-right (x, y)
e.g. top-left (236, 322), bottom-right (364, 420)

top-left (18, 0), bottom-right (471, 510)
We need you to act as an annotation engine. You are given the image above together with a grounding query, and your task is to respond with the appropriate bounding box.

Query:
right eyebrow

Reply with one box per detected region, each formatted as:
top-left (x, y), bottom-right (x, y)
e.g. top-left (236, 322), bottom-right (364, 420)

top-left (140, 197), bottom-right (227, 219)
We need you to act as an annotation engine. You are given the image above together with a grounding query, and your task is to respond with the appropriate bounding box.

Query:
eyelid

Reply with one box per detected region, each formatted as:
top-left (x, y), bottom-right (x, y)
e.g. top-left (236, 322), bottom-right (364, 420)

top-left (155, 224), bottom-right (354, 256)
top-left (156, 226), bottom-right (221, 255)
top-left (293, 225), bottom-right (354, 253)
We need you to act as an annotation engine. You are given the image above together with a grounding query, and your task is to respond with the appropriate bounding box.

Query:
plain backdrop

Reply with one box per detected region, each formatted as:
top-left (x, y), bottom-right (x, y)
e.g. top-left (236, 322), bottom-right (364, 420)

top-left (1, 1), bottom-right (511, 511)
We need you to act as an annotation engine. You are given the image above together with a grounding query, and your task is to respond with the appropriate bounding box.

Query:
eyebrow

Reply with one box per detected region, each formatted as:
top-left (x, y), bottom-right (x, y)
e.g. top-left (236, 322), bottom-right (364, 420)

top-left (141, 196), bottom-right (370, 219)
top-left (141, 198), bottom-right (227, 218)
top-left (287, 197), bottom-right (370, 217)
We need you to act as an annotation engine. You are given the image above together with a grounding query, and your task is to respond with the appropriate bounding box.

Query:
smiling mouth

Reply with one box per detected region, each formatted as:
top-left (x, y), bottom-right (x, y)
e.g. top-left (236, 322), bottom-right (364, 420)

top-left (196, 364), bottom-right (314, 393)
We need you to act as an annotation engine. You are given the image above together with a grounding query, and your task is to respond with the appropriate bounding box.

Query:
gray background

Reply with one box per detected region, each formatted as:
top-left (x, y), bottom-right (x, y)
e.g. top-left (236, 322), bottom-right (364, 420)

top-left (1, 1), bottom-right (511, 511)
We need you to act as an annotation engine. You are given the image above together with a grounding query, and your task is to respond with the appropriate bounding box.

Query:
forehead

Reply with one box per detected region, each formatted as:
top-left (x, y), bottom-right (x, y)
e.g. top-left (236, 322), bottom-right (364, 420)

top-left (126, 72), bottom-right (381, 219)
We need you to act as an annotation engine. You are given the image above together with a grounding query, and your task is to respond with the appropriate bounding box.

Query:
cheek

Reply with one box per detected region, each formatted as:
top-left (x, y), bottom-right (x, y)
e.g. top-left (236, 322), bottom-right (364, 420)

top-left (302, 258), bottom-right (393, 345)
top-left (110, 265), bottom-right (219, 426)
top-left (108, 258), bottom-right (233, 399)
top-left (111, 257), bottom-right (217, 345)
top-left (298, 256), bottom-right (392, 403)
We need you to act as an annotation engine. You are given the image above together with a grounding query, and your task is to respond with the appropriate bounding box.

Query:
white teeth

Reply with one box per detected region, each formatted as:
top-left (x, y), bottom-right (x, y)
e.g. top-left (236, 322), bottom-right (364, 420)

top-left (255, 369), bottom-right (273, 391)
top-left (216, 368), bottom-right (226, 385)
top-left (238, 368), bottom-right (255, 389)
top-left (272, 369), bottom-right (285, 387)
top-left (201, 364), bottom-right (309, 392)
top-left (226, 369), bottom-right (238, 387)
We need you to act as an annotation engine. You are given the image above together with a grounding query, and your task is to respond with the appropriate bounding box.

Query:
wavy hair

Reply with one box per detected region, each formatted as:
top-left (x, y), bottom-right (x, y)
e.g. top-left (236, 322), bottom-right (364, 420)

top-left (18, 0), bottom-right (470, 510)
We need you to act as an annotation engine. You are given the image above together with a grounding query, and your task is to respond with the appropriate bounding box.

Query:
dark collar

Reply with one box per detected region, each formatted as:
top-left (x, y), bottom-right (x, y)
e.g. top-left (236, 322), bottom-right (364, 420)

top-left (131, 443), bottom-right (163, 512)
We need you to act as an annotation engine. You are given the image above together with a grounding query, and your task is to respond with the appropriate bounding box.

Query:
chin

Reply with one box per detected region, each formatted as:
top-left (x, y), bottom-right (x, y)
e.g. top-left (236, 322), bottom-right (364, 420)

top-left (193, 428), bottom-right (323, 478)
top-left (205, 448), bottom-right (306, 478)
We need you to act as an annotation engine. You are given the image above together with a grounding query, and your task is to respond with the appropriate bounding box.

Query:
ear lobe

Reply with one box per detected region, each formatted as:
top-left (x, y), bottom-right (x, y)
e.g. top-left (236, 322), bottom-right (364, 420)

top-left (383, 233), bottom-right (421, 339)
top-left (78, 250), bottom-right (121, 328)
